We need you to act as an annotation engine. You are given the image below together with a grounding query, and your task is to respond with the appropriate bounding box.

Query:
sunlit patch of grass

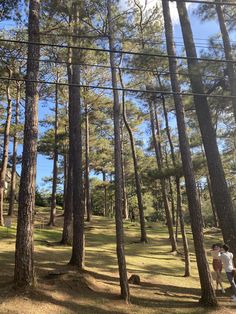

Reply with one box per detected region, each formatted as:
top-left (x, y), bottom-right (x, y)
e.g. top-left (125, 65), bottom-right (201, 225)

top-left (0, 211), bottom-right (236, 314)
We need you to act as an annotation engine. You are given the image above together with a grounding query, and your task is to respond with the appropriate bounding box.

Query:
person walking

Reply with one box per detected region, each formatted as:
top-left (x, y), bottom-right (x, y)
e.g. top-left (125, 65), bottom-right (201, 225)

top-left (211, 244), bottom-right (225, 293)
top-left (220, 244), bottom-right (236, 301)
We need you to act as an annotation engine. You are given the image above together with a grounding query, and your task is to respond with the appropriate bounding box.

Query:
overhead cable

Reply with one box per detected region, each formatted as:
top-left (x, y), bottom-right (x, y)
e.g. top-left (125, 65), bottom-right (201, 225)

top-left (0, 76), bottom-right (233, 99)
top-left (0, 55), bottom-right (223, 79)
top-left (0, 38), bottom-right (235, 65)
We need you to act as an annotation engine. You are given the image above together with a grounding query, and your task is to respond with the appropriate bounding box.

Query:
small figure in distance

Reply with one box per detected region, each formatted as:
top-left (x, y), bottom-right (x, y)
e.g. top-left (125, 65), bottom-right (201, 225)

top-left (220, 244), bottom-right (236, 301)
top-left (210, 243), bottom-right (225, 294)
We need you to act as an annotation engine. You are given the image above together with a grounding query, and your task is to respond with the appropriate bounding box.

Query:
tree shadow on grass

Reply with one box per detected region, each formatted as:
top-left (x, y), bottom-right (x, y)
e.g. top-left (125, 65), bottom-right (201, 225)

top-left (1, 285), bottom-right (125, 314)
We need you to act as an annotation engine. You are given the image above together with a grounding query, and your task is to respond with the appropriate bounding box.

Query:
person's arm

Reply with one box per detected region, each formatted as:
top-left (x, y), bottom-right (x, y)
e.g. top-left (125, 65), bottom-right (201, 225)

top-left (219, 252), bottom-right (224, 260)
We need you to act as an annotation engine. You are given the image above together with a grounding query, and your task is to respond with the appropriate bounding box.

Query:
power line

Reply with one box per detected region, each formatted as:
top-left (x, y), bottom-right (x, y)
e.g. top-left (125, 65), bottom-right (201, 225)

top-left (169, 0), bottom-right (236, 6)
top-left (0, 76), bottom-right (234, 99)
top-left (8, 28), bottom-right (236, 48)
top-left (0, 38), bottom-right (235, 65)
top-left (38, 32), bottom-right (232, 51)
top-left (0, 55), bottom-right (223, 79)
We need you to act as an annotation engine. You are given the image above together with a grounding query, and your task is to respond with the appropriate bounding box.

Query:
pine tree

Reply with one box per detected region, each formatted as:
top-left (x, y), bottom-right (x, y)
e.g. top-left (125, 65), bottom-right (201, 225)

top-left (162, 0), bottom-right (217, 306)
top-left (176, 0), bottom-right (236, 261)
top-left (14, 0), bottom-right (40, 287)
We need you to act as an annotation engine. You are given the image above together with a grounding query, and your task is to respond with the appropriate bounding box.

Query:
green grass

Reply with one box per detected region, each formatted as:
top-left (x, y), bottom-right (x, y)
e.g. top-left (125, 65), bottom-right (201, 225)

top-left (0, 211), bottom-right (235, 314)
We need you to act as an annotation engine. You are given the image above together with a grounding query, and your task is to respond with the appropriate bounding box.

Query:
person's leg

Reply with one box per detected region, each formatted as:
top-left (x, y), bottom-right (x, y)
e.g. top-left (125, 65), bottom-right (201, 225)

top-left (214, 271), bottom-right (218, 290)
top-left (226, 272), bottom-right (236, 296)
top-left (218, 270), bottom-right (225, 293)
top-left (217, 271), bottom-right (225, 292)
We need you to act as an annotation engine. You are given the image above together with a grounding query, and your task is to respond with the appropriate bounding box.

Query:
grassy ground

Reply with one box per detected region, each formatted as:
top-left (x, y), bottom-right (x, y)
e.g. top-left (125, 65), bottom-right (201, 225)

top-left (0, 209), bottom-right (236, 314)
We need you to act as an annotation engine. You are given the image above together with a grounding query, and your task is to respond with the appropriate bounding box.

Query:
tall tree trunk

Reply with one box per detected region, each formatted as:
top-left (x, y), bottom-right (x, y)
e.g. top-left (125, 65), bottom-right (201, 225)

top-left (207, 175), bottom-right (219, 228)
top-left (215, 0), bottom-right (236, 122)
top-left (61, 42), bottom-right (73, 245)
top-left (85, 99), bottom-right (91, 222)
top-left (8, 82), bottom-right (20, 217)
top-left (120, 123), bottom-right (129, 220)
top-left (69, 2), bottom-right (85, 268)
top-left (107, 0), bottom-right (130, 303)
top-left (48, 74), bottom-right (59, 226)
top-left (197, 182), bottom-right (205, 228)
top-left (62, 153), bottom-right (68, 213)
top-left (162, 0), bottom-right (217, 306)
top-left (159, 94), bottom-right (177, 226)
top-left (14, 0), bottom-right (40, 287)
top-left (176, 0), bottom-right (236, 260)
top-left (61, 161), bottom-right (73, 245)
top-left (168, 178), bottom-right (175, 226)
top-left (0, 68), bottom-right (13, 226)
top-left (176, 177), bottom-right (191, 277)
top-left (103, 171), bottom-right (107, 216)
top-left (119, 70), bottom-right (147, 243)
top-left (149, 101), bottom-right (177, 252)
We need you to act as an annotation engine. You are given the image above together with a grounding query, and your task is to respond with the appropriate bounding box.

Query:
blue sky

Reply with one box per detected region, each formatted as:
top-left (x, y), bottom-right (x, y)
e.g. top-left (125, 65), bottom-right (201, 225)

top-left (2, 2), bottom-right (235, 189)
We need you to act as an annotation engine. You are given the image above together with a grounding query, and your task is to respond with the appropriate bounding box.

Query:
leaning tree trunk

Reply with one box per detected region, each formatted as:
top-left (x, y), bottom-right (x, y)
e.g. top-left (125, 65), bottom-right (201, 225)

top-left (8, 82), bottom-right (20, 217)
top-left (69, 2), bottom-right (85, 268)
top-left (149, 101), bottom-right (177, 252)
top-left (0, 68), bottom-right (13, 226)
top-left (85, 99), bottom-right (92, 222)
top-left (119, 70), bottom-right (147, 243)
top-left (107, 0), bottom-right (130, 303)
top-left (177, 0), bottom-right (236, 260)
top-left (14, 0), bottom-right (40, 288)
top-left (48, 74), bottom-right (59, 226)
top-left (215, 0), bottom-right (236, 123)
top-left (162, 0), bottom-right (217, 306)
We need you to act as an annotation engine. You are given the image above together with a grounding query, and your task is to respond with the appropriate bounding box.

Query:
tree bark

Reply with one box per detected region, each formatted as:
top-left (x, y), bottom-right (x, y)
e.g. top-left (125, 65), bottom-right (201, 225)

top-left (61, 160), bottom-right (73, 245)
top-left (215, 0), bottom-right (236, 123)
top-left (149, 100), bottom-right (177, 252)
top-left (48, 74), bottom-right (59, 226)
top-left (61, 39), bottom-right (73, 245)
top-left (119, 70), bottom-right (147, 243)
top-left (162, 0), bottom-right (217, 306)
top-left (0, 68), bottom-right (13, 226)
top-left (102, 171), bottom-right (107, 216)
top-left (160, 95), bottom-right (176, 226)
top-left (120, 122), bottom-right (129, 220)
top-left (168, 177), bottom-right (175, 226)
top-left (85, 99), bottom-right (92, 222)
top-left (14, 0), bottom-right (40, 287)
top-left (8, 82), bottom-right (20, 217)
top-left (107, 0), bottom-right (130, 303)
top-left (176, 177), bottom-right (191, 277)
top-left (68, 2), bottom-right (85, 268)
top-left (62, 153), bottom-right (68, 214)
top-left (207, 175), bottom-right (219, 228)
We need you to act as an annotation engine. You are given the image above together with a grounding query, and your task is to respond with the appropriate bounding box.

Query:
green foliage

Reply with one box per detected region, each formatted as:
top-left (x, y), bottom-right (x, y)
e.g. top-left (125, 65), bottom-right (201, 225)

top-left (0, 0), bottom-right (20, 20)
top-left (35, 188), bottom-right (50, 207)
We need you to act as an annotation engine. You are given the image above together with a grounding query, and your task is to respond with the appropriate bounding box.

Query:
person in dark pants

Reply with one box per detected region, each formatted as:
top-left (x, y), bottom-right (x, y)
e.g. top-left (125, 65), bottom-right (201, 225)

top-left (220, 244), bottom-right (236, 301)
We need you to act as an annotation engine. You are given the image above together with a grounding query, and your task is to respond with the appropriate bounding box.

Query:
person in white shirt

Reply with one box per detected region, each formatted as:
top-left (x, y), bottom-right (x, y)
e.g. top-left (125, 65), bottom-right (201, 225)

top-left (220, 244), bottom-right (236, 301)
